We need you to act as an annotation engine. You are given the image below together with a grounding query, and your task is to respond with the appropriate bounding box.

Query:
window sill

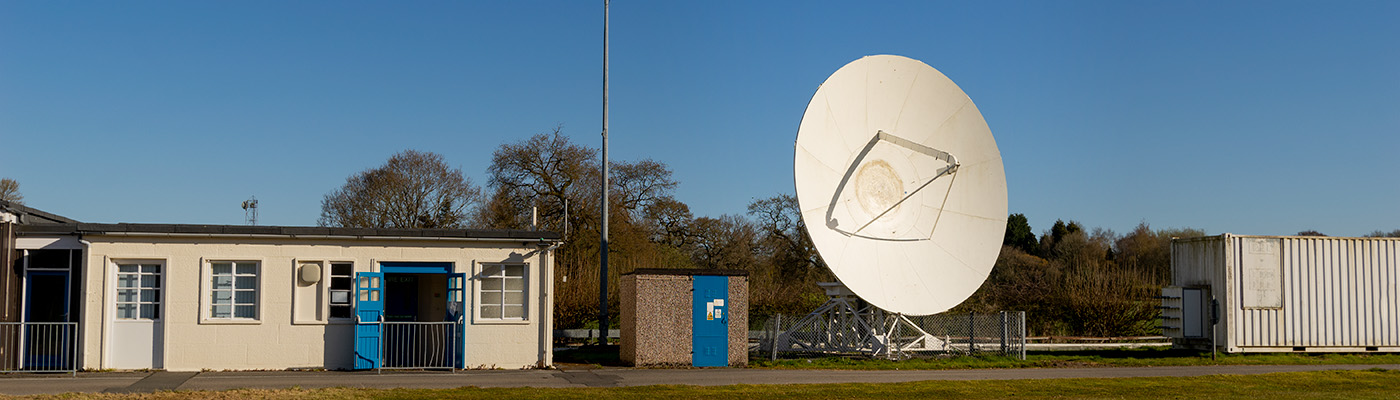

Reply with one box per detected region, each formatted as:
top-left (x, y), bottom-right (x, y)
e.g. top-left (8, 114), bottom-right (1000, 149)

top-left (200, 319), bottom-right (262, 325)
top-left (472, 318), bottom-right (530, 325)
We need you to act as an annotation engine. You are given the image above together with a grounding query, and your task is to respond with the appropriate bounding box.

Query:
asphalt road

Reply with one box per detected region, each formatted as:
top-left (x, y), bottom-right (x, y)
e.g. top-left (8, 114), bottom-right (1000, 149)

top-left (2, 364), bottom-right (1397, 396)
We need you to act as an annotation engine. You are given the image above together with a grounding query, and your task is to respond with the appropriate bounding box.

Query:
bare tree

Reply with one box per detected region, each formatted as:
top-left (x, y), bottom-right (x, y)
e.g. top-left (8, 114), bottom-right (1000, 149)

top-left (319, 150), bottom-right (481, 229)
top-left (0, 178), bottom-right (22, 205)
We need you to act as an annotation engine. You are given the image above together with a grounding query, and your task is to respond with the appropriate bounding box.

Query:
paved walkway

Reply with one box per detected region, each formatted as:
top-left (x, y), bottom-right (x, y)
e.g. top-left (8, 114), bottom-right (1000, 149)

top-left (2, 364), bottom-right (1396, 396)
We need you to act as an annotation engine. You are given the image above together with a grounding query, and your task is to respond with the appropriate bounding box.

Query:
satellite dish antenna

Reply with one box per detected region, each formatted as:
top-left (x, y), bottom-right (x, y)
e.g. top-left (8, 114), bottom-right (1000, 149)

top-left (794, 55), bottom-right (1007, 316)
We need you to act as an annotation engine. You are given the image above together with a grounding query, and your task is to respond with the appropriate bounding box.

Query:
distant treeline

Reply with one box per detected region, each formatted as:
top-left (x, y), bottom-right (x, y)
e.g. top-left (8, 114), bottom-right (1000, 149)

top-left (319, 128), bottom-right (1400, 335)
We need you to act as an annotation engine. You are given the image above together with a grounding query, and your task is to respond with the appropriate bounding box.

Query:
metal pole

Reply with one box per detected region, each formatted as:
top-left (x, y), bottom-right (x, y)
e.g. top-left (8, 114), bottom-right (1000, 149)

top-left (597, 0), bottom-right (610, 346)
top-left (968, 311), bottom-right (975, 355)
top-left (770, 314), bottom-right (780, 361)
top-left (1020, 311), bottom-right (1027, 360)
top-left (1000, 311), bottom-right (1008, 355)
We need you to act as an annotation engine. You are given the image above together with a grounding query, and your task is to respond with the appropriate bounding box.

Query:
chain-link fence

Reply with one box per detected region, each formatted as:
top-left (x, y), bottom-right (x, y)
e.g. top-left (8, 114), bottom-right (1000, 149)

top-left (756, 311), bottom-right (1026, 360)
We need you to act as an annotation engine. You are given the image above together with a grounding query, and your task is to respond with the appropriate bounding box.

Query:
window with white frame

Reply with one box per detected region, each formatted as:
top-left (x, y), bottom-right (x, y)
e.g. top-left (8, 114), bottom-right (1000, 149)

top-left (209, 261), bottom-right (259, 320)
top-left (115, 263), bottom-right (161, 320)
top-left (478, 264), bottom-right (526, 320)
top-left (328, 262), bottom-right (353, 319)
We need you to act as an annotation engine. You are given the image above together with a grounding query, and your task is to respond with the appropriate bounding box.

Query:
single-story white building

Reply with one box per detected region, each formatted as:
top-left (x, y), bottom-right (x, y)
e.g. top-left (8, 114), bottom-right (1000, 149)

top-left (2, 200), bottom-right (560, 371)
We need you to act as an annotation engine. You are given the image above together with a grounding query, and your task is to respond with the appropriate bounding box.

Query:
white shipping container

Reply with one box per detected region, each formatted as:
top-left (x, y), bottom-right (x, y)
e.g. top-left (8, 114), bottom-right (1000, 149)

top-left (1165, 234), bottom-right (1400, 353)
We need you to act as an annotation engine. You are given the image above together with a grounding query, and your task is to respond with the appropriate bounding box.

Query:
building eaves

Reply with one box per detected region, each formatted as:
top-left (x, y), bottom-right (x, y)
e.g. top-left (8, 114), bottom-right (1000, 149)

top-left (16, 222), bottom-right (561, 241)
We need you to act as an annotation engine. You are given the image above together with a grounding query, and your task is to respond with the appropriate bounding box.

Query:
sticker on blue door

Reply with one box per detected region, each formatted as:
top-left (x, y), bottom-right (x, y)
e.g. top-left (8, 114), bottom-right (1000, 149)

top-left (692, 275), bottom-right (728, 367)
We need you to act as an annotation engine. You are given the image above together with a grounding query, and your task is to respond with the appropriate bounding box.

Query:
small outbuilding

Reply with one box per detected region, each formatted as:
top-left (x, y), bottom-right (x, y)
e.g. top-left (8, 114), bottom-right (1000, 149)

top-left (620, 269), bottom-right (748, 367)
top-left (1, 200), bottom-right (560, 372)
top-left (1163, 234), bottom-right (1399, 353)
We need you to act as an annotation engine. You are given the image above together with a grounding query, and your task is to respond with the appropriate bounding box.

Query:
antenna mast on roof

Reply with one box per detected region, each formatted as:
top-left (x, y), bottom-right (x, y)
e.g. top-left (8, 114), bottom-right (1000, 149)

top-left (241, 196), bottom-right (259, 226)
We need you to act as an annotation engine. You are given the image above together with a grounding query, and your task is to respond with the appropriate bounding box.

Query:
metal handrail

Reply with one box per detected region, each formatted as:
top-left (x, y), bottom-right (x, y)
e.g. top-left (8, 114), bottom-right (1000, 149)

top-left (0, 322), bottom-right (79, 376)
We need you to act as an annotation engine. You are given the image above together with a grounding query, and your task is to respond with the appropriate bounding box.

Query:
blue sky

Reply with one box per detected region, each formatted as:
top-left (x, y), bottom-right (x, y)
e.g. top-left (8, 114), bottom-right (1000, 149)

top-left (2, 1), bottom-right (1396, 237)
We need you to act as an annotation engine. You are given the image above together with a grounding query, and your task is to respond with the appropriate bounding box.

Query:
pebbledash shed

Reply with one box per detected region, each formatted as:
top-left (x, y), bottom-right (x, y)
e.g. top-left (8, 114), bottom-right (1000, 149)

top-left (1162, 234), bottom-right (1399, 353)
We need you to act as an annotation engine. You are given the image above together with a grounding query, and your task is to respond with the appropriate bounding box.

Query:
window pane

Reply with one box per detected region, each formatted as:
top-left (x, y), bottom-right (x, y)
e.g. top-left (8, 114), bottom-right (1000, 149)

top-left (234, 290), bottom-right (256, 304)
top-left (211, 305), bottom-right (231, 318)
top-left (234, 305), bottom-right (255, 318)
top-left (480, 305), bottom-right (502, 319)
top-left (140, 289), bottom-right (159, 302)
top-left (235, 276), bottom-right (255, 289)
top-left (117, 304), bottom-right (137, 319)
top-left (119, 265), bottom-right (138, 273)
top-left (331, 263), bottom-right (352, 276)
top-left (505, 265), bottom-right (524, 277)
top-left (359, 290), bottom-right (368, 301)
top-left (481, 291), bottom-right (503, 306)
top-left (212, 263), bottom-right (232, 275)
top-left (483, 265), bottom-right (502, 277)
top-left (212, 275), bottom-right (232, 289)
top-left (330, 290), bottom-right (349, 304)
top-left (370, 290), bottom-right (379, 301)
top-left (235, 263), bottom-right (256, 275)
top-left (212, 290), bottom-right (232, 304)
top-left (482, 278), bottom-right (502, 291)
top-left (331, 277), bottom-right (351, 290)
top-left (140, 304), bottom-right (156, 319)
top-left (503, 305), bottom-right (524, 319)
top-left (117, 289), bottom-right (138, 302)
top-left (141, 275), bottom-right (160, 288)
top-left (330, 306), bottom-right (351, 319)
top-left (141, 264), bottom-right (160, 274)
top-left (504, 291), bottom-right (525, 306)
top-left (504, 277), bottom-right (524, 291)
top-left (118, 275), bottom-right (139, 288)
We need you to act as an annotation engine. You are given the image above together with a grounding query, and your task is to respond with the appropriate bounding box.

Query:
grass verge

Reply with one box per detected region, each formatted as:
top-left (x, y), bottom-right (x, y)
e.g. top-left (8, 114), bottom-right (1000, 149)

top-left (751, 347), bottom-right (1400, 370)
top-left (6, 369), bottom-right (1399, 400)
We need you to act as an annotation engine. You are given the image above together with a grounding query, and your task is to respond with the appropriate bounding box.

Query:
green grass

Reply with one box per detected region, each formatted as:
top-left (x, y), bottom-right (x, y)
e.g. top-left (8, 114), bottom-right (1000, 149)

top-left (751, 347), bottom-right (1400, 370)
top-left (8, 369), bottom-right (1399, 399)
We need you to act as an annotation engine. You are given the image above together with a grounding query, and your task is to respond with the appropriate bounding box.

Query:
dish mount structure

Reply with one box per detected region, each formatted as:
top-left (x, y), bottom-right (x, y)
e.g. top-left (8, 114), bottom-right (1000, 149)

top-left (780, 55), bottom-right (1008, 358)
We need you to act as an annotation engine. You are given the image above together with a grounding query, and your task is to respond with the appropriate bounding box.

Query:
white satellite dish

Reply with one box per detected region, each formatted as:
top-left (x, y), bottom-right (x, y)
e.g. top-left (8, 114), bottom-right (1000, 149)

top-left (794, 54), bottom-right (1007, 316)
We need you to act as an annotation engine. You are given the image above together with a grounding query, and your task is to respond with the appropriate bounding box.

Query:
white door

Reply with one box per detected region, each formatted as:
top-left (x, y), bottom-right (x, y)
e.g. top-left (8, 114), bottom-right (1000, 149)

top-left (110, 262), bottom-right (164, 369)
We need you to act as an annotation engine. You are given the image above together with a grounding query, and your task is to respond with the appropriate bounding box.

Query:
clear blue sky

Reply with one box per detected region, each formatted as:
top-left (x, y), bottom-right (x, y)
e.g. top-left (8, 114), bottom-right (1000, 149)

top-left (2, 1), bottom-right (1397, 237)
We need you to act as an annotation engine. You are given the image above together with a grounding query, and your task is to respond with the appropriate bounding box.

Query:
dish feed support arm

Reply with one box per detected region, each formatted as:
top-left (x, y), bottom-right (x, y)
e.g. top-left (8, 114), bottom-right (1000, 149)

top-left (825, 130), bottom-right (959, 240)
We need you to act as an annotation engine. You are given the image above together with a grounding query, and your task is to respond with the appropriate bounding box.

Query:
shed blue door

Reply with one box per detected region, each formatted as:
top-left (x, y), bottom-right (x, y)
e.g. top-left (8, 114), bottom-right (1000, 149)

top-left (692, 275), bottom-right (728, 367)
top-left (354, 272), bottom-right (384, 369)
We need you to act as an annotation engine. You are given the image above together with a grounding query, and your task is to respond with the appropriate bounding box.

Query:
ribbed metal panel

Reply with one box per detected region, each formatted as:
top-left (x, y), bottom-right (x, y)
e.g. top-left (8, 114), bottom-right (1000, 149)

top-left (1174, 235), bottom-right (1399, 351)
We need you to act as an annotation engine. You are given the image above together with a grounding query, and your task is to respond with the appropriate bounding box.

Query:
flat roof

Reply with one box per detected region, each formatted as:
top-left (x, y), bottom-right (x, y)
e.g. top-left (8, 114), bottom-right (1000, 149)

top-left (624, 268), bottom-right (749, 277)
top-left (17, 222), bottom-right (561, 241)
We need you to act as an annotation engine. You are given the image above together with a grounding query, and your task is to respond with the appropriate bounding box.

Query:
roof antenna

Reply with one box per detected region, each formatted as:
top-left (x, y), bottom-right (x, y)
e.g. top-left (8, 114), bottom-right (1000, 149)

top-left (241, 196), bottom-right (259, 226)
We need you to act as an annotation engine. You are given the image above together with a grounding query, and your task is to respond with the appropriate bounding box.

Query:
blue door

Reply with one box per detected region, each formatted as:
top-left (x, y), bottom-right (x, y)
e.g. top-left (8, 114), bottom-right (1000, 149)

top-left (447, 272), bottom-right (466, 368)
top-left (692, 275), bottom-right (728, 367)
top-left (24, 271), bottom-right (73, 370)
top-left (354, 272), bottom-right (384, 369)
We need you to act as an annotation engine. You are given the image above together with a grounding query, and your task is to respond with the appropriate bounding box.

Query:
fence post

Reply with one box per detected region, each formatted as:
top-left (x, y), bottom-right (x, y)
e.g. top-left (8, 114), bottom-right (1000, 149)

top-left (967, 312), bottom-right (975, 355)
top-left (1020, 311), bottom-right (1027, 360)
top-left (1000, 311), bottom-right (1008, 355)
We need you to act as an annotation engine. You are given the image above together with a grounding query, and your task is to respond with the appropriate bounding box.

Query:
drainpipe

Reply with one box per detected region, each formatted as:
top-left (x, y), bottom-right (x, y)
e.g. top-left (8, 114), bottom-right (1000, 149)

top-left (538, 239), bottom-right (562, 367)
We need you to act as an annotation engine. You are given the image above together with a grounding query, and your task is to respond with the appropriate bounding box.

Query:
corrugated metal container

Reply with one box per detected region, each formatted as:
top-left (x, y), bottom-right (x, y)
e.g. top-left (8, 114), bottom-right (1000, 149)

top-left (1166, 234), bottom-right (1400, 353)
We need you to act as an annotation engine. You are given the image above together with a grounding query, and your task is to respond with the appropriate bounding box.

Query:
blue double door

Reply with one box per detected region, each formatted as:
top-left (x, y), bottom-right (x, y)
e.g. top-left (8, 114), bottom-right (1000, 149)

top-left (353, 262), bottom-right (465, 369)
top-left (692, 275), bottom-right (729, 367)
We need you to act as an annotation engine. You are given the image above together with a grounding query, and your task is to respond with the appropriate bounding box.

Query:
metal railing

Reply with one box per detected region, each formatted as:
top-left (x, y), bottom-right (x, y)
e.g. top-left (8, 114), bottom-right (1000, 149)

top-left (379, 321), bottom-right (460, 372)
top-left (0, 322), bottom-right (78, 375)
top-left (757, 311), bottom-right (1027, 360)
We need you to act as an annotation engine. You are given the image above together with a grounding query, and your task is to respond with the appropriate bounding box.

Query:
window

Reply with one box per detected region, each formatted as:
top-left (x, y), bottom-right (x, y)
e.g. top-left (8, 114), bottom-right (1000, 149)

top-left (209, 261), bottom-right (258, 320)
top-left (329, 262), bottom-right (353, 319)
top-left (478, 264), bottom-right (526, 320)
top-left (116, 263), bottom-right (161, 320)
